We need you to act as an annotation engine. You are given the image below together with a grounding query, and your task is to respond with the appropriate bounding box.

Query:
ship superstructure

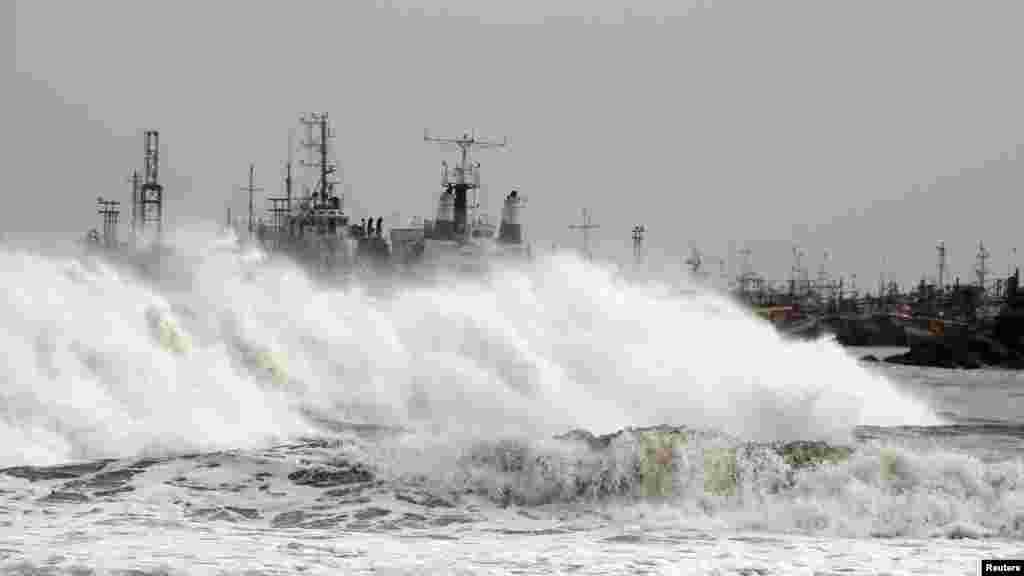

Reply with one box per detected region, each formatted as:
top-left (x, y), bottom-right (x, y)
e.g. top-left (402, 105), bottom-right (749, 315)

top-left (247, 119), bottom-right (530, 279)
top-left (259, 113), bottom-right (361, 276)
top-left (87, 115), bottom-right (530, 281)
top-left (87, 130), bottom-right (165, 252)
top-left (404, 129), bottom-right (529, 274)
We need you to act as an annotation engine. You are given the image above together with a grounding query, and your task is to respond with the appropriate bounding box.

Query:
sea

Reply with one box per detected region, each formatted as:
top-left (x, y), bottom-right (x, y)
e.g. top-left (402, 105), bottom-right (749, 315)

top-left (0, 224), bottom-right (1021, 575)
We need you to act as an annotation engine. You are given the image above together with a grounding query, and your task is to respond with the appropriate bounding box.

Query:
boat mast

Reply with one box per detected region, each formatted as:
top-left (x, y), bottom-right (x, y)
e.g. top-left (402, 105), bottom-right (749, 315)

top-left (424, 129), bottom-right (507, 237)
top-left (632, 224), bottom-right (646, 266)
top-left (127, 169), bottom-right (140, 236)
top-left (139, 131), bottom-right (164, 243)
top-left (235, 163), bottom-right (263, 241)
top-left (686, 242), bottom-right (702, 275)
top-left (976, 240), bottom-right (990, 290)
top-left (96, 197), bottom-right (121, 249)
top-left (300, 113), bottom-right (338, 207)
top-left (569, 208), bottom-right (600, 261)
top-left (937, 240), bottom-right (947, 292)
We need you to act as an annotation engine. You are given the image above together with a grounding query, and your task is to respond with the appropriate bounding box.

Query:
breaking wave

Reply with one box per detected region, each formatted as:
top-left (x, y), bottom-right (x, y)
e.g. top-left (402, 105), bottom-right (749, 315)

top-left (0, 222), bottom-right (938, 467)
top-left (416, 427), bottom-right (1024, 539)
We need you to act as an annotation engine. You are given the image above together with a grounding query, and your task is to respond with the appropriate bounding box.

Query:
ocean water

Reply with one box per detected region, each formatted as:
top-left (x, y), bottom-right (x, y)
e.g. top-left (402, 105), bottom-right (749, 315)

top-left (0, 224), bottom-right (1021, 575)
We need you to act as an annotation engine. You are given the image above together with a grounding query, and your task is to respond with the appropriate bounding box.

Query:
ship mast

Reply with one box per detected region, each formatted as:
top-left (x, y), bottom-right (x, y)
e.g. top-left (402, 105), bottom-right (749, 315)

top-left (424, 129), bottom-right (506, 237)
top-left (300, 113), bottom-right (339, 206)
top-left (737, 246), bottom-right (754, 300)
top-left (138, 131), bottom-right (164, 244)
top-left (265, 131), bottom-right (296, 249)
top-left (790, 245), bottom-right (805, 296)
top-left (96, 197), bottom-right (121, 249)
top-left (937, 240), bottom-right (947, 292)
top-left (685, 242), bottom-right (702, 275)
top-left (976, 240), bottom-right (990, 290)
top-left (235, 163), bottom-right (264, 241)
top-left (127, 170), bottom-right (141, 235)
top-left (632, 224), bottom-right (646, 266)
top-left (569, 208), bottom-right (600, 261)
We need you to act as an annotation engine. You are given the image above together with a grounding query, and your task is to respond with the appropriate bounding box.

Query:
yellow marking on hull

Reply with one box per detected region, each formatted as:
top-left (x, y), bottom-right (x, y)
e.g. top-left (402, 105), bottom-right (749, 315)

top-left (637, 430), bottom-right (688, 498)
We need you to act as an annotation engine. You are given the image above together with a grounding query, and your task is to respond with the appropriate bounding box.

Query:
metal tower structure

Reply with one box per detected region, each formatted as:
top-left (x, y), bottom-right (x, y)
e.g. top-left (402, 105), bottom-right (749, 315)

top-left (127, 170), bottom-right (141, 234)
top-left (632, 225), bottom-right (646, 265)
top-left (96, 197), bottom-right (121, 248)
top-left (300, 113), bottom-right (339, 206)
top-left (817, 250), bottom-right (830, 301)
top-left (879, 256), bottom-right (887, 300)
top-left (737, 246), bottom-right (754, 297)
top-left (937, 240), bottom-right (947, 292)
top-left (790, 246), bottom-right (806, 296)
top-left (569, 208), bottom-right (600, 261)
top-left (975, 241), bottom-right (990, 290)
top-left (235, 163), bottom-right (264, 240)
top-left (424, 129), bottom-right (507, 237)
top-left (139, 131), bottom-right (164, 242)
top-left (261, 130), bottom-right (298, 249)
top-left (266, 195), bottom-right (291, 249)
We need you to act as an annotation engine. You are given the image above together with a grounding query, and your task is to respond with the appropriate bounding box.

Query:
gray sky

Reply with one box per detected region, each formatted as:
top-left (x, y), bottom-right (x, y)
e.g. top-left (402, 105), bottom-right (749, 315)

top-left (9, 0), bottom-right (1024, 288)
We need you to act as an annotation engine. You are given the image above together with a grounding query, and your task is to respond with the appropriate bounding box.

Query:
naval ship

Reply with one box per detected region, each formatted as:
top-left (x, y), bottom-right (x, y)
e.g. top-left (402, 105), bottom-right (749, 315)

top-left (86, 114), bottom-right (531, 283)
top-left (252, 114), bottom-right (531, 281)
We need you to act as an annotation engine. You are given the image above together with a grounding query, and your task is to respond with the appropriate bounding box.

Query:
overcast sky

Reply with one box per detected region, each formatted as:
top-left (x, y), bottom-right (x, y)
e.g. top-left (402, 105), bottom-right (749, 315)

top-left (9, 0), bottom-right (1024, 289)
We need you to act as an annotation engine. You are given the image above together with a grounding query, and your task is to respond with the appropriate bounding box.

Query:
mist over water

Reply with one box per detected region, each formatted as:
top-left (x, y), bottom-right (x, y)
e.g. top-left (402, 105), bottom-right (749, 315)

top-left (0, 223), bottom-right (939, 467)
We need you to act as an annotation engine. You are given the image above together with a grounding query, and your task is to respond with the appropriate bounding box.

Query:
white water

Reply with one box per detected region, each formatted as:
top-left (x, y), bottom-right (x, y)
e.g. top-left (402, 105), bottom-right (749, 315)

top-left (0, 223), bottom-right (939, 467)
top-left (4, 224), bottom-right (1024, 574)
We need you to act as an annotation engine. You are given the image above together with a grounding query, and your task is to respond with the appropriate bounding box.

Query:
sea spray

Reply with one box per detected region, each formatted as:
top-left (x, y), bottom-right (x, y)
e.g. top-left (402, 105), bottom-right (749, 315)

top-left (0, 222), bottom-right (938, 467)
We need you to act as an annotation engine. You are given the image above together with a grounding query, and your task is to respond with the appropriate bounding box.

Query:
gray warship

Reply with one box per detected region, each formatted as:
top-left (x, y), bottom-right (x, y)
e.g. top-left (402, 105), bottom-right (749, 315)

top-left (86, 114), bottom-right (532, 283)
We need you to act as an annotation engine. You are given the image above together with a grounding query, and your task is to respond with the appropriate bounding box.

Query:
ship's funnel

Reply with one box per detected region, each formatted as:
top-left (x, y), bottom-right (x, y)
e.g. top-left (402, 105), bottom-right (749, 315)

top-left (453, 183), bottom-right (470, 236)
top-left (435, 187), bottom-right (455, 239)
top-left (498, 190), bottom-right (524, 245)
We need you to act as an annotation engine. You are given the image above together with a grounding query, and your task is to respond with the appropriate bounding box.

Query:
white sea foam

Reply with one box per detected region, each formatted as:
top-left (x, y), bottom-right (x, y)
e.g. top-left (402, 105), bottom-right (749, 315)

top-left (0, 222), bottom-right (939, 466)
